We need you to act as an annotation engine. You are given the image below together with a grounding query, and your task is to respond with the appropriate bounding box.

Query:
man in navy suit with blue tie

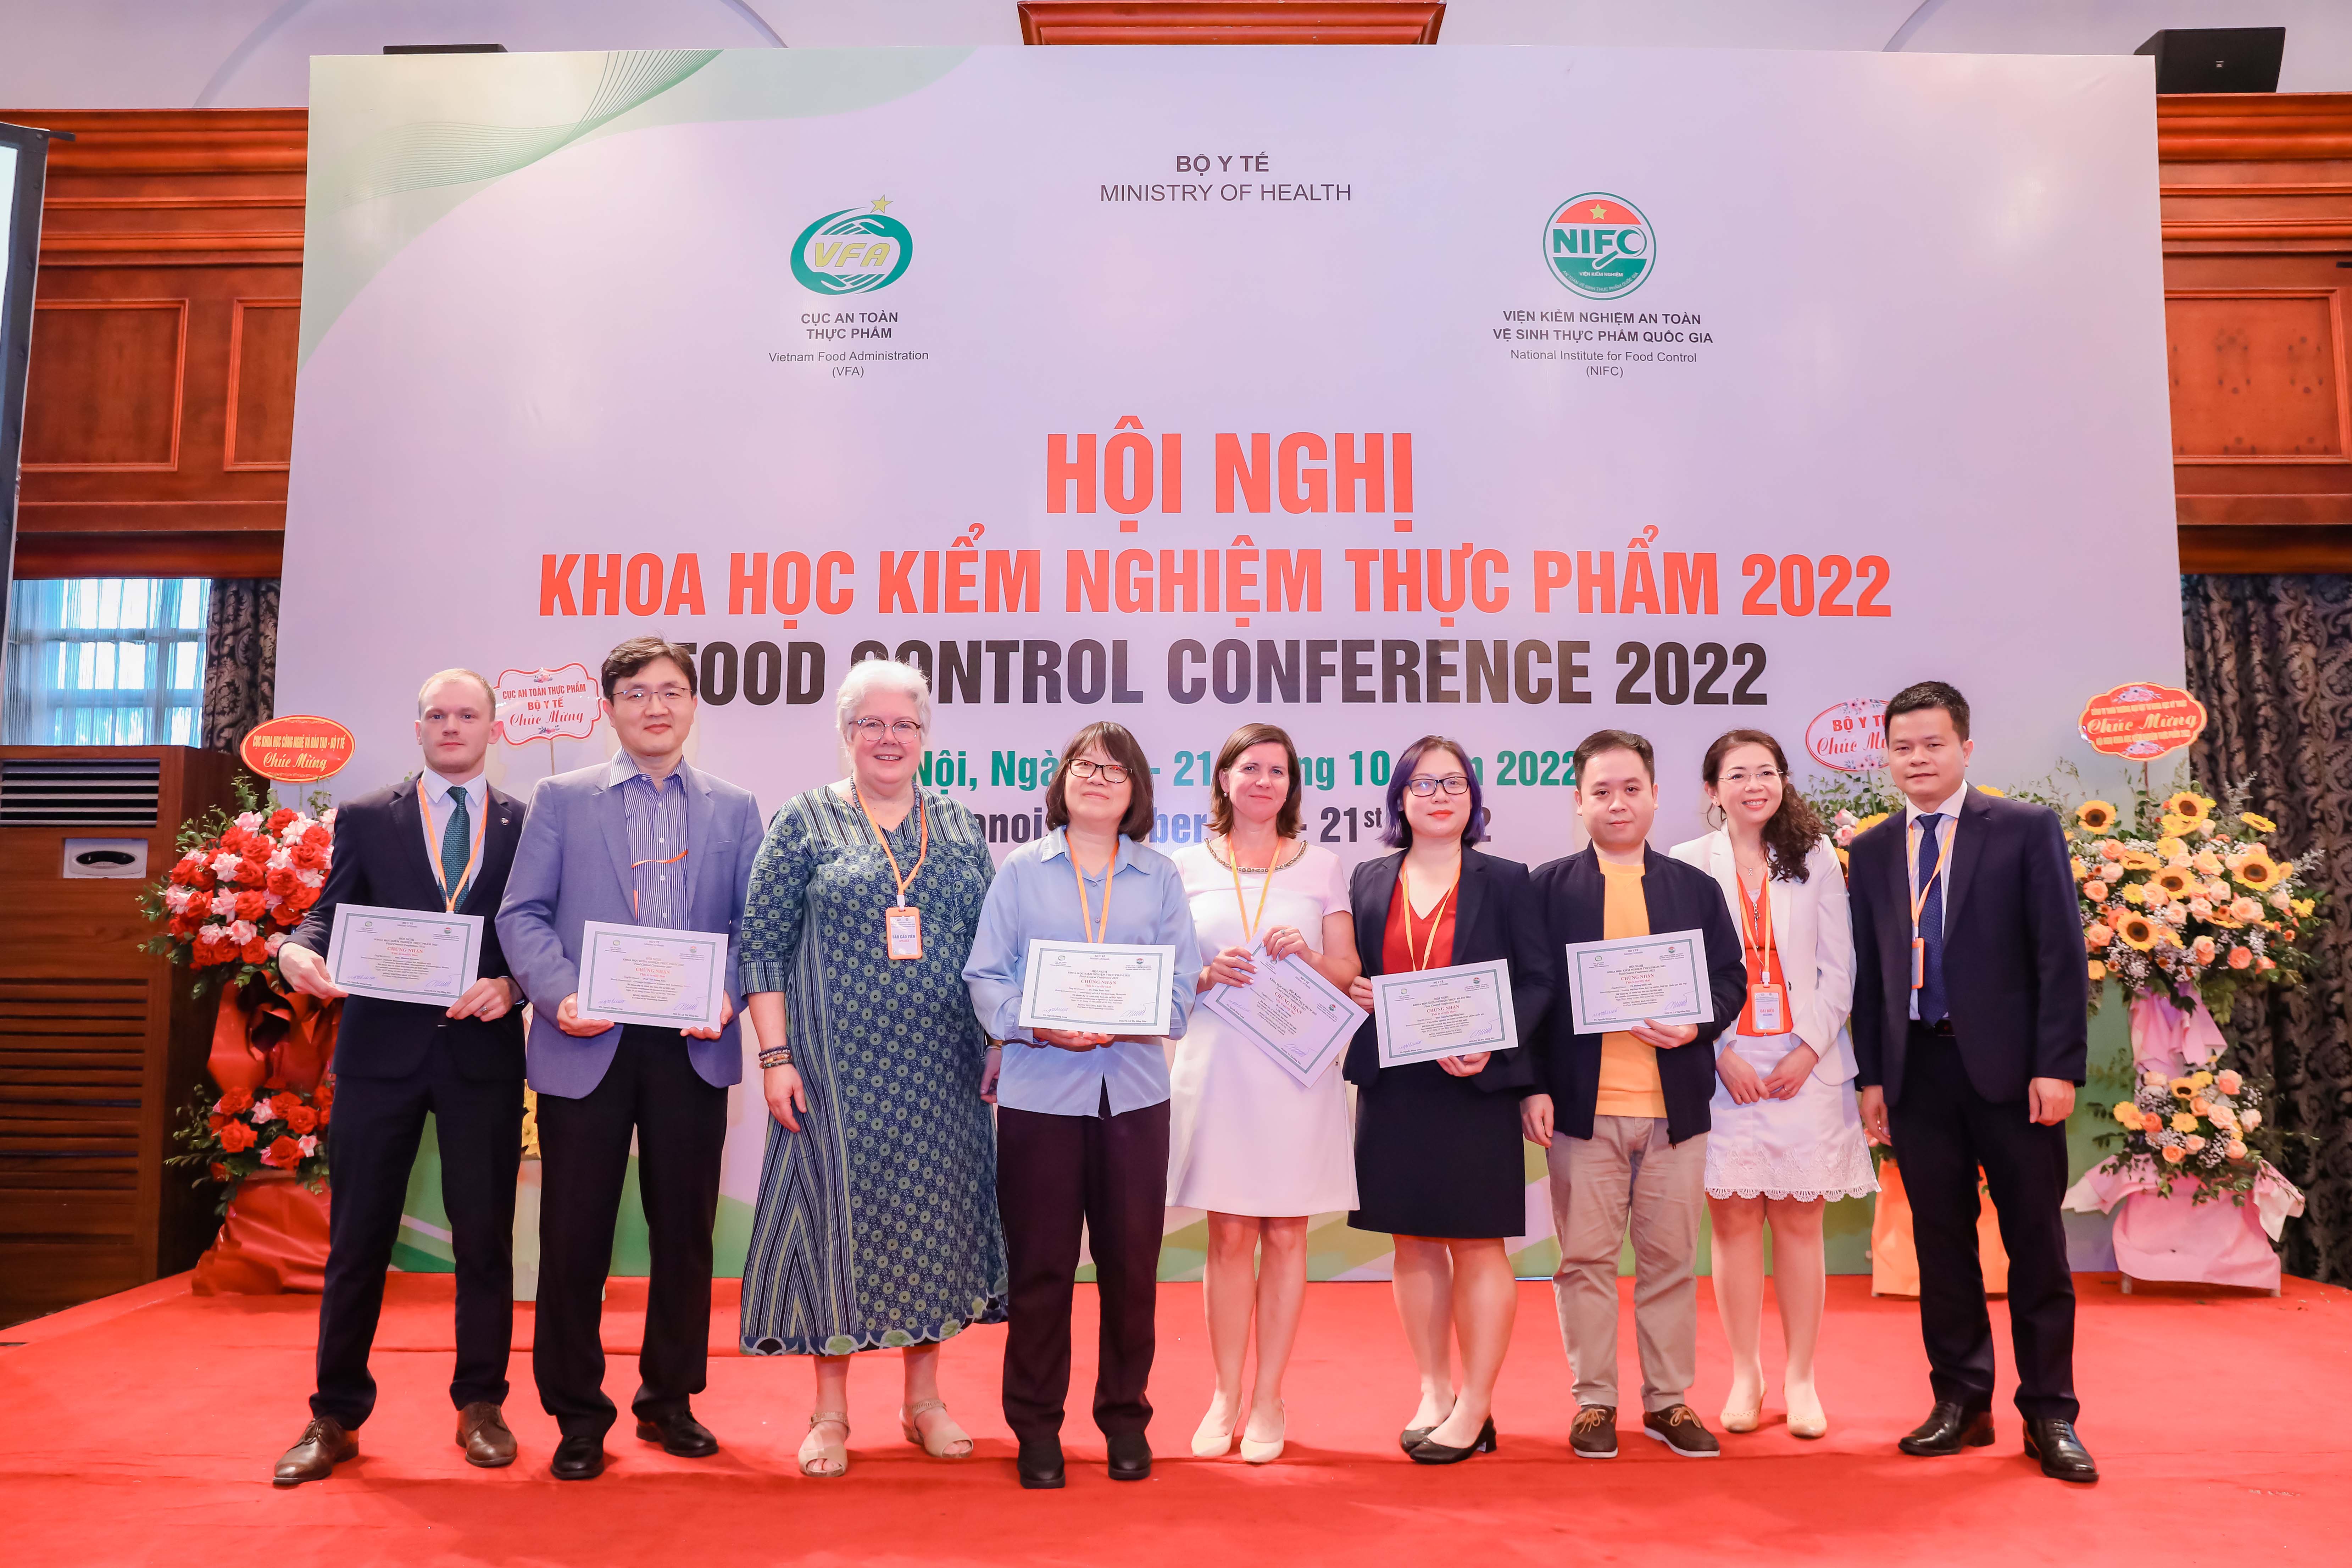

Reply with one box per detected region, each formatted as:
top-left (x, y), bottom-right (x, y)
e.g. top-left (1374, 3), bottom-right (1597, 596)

top-left (1848, 681), bottom-right (2096, 1482)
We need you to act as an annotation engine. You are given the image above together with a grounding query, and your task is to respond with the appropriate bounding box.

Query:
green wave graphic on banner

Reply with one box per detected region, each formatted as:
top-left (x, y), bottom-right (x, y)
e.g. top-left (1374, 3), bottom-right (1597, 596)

top-left (299, 47), bottom-right (974, 366)
top-left (334, 48), bottom-right (720, 208)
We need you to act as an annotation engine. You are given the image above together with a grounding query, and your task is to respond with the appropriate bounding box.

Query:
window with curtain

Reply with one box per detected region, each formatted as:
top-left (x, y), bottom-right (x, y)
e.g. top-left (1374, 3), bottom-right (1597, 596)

top-left (3, 578), bottom-right (211, 745)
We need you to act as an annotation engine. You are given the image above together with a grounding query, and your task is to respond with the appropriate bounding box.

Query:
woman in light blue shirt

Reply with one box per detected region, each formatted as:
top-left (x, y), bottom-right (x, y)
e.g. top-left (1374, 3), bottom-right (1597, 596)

top-left (963, 721), bottom-right (1200, 1490)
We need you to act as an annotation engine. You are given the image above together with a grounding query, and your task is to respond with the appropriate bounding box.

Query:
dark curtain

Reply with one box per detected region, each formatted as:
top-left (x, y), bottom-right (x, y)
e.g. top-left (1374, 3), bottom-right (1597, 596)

top-left (2181, 574), bottom-right (2352, 1283)
top-left (200, 577), bottom-right (278, 754)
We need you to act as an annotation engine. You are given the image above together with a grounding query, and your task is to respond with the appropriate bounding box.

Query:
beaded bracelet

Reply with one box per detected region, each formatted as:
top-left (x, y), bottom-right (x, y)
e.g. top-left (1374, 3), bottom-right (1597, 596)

top-left (758, 1047), bottom-right (794, 1068)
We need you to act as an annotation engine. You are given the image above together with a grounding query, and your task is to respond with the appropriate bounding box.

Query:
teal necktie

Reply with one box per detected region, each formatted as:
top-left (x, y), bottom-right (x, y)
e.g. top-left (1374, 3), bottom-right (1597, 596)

top-left (440, 785), bottom-right (472, 905)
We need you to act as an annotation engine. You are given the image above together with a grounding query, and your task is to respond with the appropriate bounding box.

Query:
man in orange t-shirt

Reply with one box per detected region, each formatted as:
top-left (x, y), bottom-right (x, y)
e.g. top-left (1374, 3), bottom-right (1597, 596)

top-left (1523, 730), bottom-right (1748, 1461)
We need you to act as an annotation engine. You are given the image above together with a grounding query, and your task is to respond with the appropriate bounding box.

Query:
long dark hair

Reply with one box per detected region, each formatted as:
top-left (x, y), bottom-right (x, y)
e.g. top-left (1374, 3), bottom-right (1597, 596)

top-left (1381, 735), bottom-right (1487, 849)
top-left (1701, 729), bottom-right (1824, 884)
top-left (1207, 723), bottom-right (1303, 840)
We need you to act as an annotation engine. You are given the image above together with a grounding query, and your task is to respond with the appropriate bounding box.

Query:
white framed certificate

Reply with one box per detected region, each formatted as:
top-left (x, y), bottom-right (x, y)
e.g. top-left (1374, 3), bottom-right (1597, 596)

top-left (1196, 940), bottom-right (1367, 1088)
top-left (1370, 958), bottom-right (1518, 1068)
top-left (1565, 928), bottom-right (1714, 1034)
top-left (327, 903), bottom-right (482, 1005)
top-left (1017, 939), bottom-right (1176, 1036)
top-left (577, 920), bottom-right (729, 1031)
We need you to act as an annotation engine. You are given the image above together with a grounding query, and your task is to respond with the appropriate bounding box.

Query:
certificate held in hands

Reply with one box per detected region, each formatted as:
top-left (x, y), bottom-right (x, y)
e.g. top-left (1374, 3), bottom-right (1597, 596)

top-left (577, 920), bottom-right (730, 1031)
top-left (1196, 940), bottom-right (1366, 1087)
top-left (1017, 939), bottom-right (1176, 1037)
top-left (328, 903), bottom-right (482, 1005)
top-left (1565, 928), bottom-right (1714, 1035)
top-left (1370, 958), bottom-right (1519, 1069)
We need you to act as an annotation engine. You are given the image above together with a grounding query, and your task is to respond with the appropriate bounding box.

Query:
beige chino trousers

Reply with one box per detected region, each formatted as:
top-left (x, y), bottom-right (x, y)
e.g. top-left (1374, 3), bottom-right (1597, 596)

top-left (1546, 1114), bottom-right (1708, 1413)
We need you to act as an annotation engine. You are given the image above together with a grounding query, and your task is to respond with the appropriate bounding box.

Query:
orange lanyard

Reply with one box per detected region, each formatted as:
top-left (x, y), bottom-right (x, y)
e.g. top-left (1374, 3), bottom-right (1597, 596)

top-left (855, 784), bottom-right (928, 904)
top-left (1220, 837), bottom-right (1281, 944)
top-left (1070, 835), bottom-right (1115, 942)
top-left (1397, 867), bottom-right (1457, 972)
top-left (1908, 816), bottom-right (1952, 941)
top-left (417, 779), bottom-right (486, 913)
top-left (1739, 871), bottom-right (1778, 988)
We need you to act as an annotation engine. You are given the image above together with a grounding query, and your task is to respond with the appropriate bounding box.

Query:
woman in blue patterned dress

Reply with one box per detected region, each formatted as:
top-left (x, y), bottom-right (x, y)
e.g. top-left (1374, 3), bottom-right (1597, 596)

top-left (737, 657), bottom-right (1007, 1479)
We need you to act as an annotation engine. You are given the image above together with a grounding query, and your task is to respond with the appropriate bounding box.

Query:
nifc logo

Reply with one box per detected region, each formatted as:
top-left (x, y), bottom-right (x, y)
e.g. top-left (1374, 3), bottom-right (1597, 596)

top-left (792, 198), bottom-right (913, 295)
top-left (1545, 193), bottom-right (1653, 300)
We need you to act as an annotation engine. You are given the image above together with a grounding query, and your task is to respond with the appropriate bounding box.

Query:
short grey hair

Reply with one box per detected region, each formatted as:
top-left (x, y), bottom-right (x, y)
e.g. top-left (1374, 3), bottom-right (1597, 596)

top-left (417, 668), bottom-right (497, 717)
top-left (835, 656), bottom-right (932, 746)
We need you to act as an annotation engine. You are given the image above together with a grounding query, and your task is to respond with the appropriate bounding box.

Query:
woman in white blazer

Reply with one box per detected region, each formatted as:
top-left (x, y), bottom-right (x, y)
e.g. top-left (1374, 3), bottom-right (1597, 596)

top-left (1669, 729), bottom-right (1875, 1442)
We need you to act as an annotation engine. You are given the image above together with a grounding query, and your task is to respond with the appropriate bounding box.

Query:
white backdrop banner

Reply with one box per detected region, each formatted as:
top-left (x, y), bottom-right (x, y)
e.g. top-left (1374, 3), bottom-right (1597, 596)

top-left (280, 45), bottom-right (2179, 1277)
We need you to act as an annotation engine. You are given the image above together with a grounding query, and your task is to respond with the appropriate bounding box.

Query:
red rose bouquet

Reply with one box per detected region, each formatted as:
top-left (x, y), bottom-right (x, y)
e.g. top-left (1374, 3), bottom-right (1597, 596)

top-left (139, 776), bottom-right (335, 993)
top-left (145, 776), bottom-right (340, 1208)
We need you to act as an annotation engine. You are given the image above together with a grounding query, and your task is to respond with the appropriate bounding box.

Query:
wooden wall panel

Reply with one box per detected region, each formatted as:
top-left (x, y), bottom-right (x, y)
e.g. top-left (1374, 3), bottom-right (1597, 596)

top-left (2161, 94), bottom-right (2352, 570)
top-left (20, 300), bottom-right (188, 470)
top-left (2165, 292), bottom-right (2346, 458)
top-left (2, 110), bottom-right (305, 580)
top-left (224, 299), bottom-right (300, 471)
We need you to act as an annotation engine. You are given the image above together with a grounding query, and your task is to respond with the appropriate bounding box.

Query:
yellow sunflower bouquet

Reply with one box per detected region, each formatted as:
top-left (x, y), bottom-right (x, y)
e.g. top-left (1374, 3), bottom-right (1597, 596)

top-left (2068, 779), bottom-right (2322, 1017)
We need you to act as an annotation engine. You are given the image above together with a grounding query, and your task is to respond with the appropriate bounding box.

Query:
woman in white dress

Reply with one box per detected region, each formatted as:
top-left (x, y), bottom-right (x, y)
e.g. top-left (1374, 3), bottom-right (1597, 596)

top-left (1669, 729), bottom-right (1875, 1441)
top-left (1167, 722), bottom-right (1362, 1465)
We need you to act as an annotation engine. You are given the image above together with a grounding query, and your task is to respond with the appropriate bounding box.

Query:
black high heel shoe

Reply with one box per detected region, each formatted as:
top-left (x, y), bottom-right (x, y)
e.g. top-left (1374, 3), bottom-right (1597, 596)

top-left (1407, 1416), bottom-right (1497, 1465)
top-left (1400, 1401), bottom-right (1456, 1454)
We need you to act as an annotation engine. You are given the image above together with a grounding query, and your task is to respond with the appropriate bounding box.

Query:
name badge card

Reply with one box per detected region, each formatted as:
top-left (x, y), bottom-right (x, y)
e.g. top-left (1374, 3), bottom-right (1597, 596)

top-left (885, 906), bottom-right (923, 961)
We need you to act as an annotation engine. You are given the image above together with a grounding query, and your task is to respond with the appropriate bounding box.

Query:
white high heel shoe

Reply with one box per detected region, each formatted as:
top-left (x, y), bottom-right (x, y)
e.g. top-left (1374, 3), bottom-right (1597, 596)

top-left (1785, 1382), bottom-right (1828, 1440)
top-left (1191, 1402), bottom-right (1238, 1458)
top-left (1239, 1401), bottom-right (1286, 1464)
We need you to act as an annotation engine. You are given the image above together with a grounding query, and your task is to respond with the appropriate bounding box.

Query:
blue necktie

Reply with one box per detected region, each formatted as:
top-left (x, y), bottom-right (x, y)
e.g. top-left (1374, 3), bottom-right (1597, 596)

top-left (1916, 813), bottom-right (1947, 1024)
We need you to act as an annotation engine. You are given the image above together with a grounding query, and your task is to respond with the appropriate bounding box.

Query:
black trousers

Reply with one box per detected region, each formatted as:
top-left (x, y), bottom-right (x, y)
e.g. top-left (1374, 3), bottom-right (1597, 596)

top-left (533, 1026), bottom-right (727, 1440)
top-left (1889, 1027), bottom-right (2079, 1422)
top-left (312, 1038), bottom-right (523, 1428)
top-left (996, 1096), bottom-right (1170, 1444)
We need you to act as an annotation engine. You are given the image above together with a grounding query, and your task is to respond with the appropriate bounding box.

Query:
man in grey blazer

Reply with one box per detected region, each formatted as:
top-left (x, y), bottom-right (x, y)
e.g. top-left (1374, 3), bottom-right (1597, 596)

top-left (496, 636), bottom-right (763, 1481)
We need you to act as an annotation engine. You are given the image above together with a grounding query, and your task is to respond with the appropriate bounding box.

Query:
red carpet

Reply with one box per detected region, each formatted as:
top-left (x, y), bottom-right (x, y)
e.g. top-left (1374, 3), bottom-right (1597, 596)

top-left (4, 1273), bottom-right (2346, 1565)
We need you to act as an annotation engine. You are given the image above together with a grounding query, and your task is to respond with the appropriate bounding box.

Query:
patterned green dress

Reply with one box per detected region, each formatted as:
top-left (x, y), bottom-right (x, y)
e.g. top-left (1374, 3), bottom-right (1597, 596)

top-left (736, 785), bottom-right (1007, 1355)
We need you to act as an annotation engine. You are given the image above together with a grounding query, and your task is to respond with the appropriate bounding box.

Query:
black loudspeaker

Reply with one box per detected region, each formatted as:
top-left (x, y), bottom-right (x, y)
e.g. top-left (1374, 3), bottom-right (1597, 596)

top-left (2135, 28), bottom-right (2285, 93)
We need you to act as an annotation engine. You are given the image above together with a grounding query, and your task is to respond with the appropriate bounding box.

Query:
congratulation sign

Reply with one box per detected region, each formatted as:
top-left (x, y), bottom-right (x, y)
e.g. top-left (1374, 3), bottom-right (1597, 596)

top-left (1806, 697), bottom-right (1887, 774)
top-left (493, 663), bottom-right (601, 747)
top-left (240, 715), bottom-right (354, 783)
top-left (2079, 682), bottom-right (2208, 761)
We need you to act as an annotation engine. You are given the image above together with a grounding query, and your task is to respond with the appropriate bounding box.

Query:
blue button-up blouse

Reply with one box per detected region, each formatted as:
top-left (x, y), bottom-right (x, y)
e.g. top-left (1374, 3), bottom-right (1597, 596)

top-left (962, 826), bottom-right (1201, 1117)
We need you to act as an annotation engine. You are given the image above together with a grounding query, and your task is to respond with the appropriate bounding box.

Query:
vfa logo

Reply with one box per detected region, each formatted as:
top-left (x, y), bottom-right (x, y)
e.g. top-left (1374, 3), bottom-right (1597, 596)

top-left (791, 197), bottom-right (913, 295)
top-left (1544, 193), bottom-right (1653, 300)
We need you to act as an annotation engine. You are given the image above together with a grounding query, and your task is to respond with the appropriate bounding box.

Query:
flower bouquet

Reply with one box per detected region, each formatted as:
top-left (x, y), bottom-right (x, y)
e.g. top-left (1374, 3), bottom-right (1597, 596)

top-left (2056, 778), bottom-right (2318, 1287)
top-left (169, 1080), bottom-right (333, 1211)
top-left (2067, 781), bottom-right (2319, 1018)
top-left (139, 777), bottom-right (334, 994)
top-left (141, 776), bottom-right (343, 1291)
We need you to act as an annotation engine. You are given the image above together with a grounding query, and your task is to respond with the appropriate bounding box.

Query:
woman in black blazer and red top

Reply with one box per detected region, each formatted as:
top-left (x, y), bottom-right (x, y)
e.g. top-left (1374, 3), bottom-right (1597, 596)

top-left (1344, 736), bottom-right (1555, 1465)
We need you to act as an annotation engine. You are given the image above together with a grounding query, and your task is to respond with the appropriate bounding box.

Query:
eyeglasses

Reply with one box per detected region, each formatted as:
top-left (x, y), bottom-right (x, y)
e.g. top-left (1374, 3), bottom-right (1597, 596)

top-left (1406, 775), bottom-right (1472, 796)
top-left (613, 685), bottom-right (693, 707)
top-left (849, 717), bottom-right (925, 741)
top-left (1718, 768), bottom-right (1783, 787)
top-left (1064, 758), bottom-right (1131, 784)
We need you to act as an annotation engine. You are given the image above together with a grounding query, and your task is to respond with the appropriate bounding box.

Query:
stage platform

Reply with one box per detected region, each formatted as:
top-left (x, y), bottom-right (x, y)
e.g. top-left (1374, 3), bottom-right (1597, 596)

top-left (4, 1273), bottom-right (2346, 1564)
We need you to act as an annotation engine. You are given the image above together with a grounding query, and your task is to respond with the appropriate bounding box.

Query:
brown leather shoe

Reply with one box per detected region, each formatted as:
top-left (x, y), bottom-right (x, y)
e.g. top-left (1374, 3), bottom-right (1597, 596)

top-left (274, 1417), bottom-right (357, 1486)
top-left (457, 1402), bottom-right (518, 1468)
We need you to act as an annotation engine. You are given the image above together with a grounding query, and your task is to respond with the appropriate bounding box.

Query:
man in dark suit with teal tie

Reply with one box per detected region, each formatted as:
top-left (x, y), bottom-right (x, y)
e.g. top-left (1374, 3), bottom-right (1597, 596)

top-left (271, 669), bottom-right (530, 1485)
